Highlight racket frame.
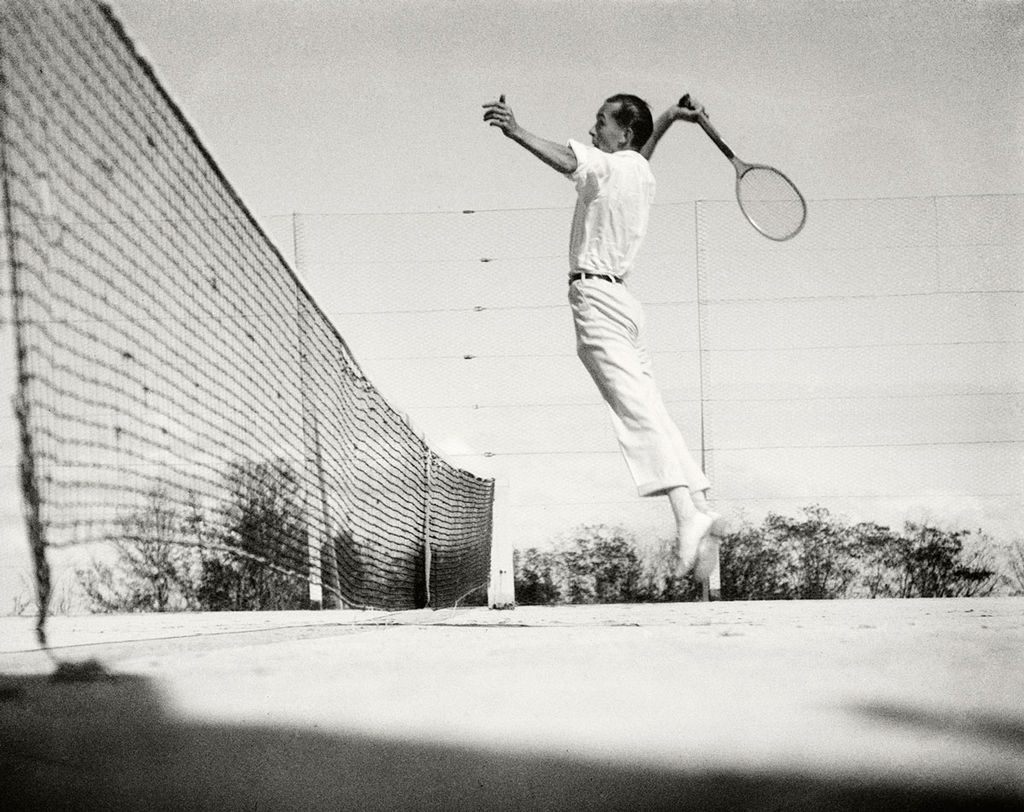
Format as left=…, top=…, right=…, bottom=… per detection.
left=680, top=96, right=807, bottom=241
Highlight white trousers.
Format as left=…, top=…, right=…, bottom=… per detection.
left=569, top=277, right=711, bottom=497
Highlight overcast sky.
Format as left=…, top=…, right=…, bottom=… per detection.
left=105, top=1, right=1023, bottom=219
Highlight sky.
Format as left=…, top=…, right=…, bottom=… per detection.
left=2, top=0, right=1023, bottom=604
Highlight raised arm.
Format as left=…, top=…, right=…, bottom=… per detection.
left=483, top=95, right=577, bottom=175
left=640, top=95, right=706, bottom=161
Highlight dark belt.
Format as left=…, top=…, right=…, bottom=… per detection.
left=570, top=272, right=623, bottom=285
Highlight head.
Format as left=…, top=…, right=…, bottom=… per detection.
left=589, top=94, right=653, bottom=153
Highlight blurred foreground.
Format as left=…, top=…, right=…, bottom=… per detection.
left=2, top=599, right=1022, bottom=810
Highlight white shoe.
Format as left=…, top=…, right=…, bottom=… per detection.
left=678, top=511, right=716, bottom=575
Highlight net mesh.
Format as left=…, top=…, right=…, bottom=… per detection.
left=0, top=0, right=493, bottom=632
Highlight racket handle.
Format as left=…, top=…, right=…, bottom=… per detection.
left=679, top=94, right=735, bottom=161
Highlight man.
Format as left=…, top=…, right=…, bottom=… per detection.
left=483, top=92, right=725, bottom=579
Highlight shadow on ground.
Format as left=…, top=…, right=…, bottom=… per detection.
left=1, top=672, right=1020, bottom=811
left=852, top=701, right=1024, bottom=756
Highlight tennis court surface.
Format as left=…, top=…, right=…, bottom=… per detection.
left=2, top=597, right=1022, bottom=810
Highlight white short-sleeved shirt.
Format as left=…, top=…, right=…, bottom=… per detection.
left=567, top=139, right=656, bottom=280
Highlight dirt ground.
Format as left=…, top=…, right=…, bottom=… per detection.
left=1, top=597, right=1022, bottom=810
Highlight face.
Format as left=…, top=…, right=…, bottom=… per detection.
left=589, top=102, right=630, bottom=153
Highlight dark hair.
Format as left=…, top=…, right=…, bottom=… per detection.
left=605, top=94, right=653, bottom=151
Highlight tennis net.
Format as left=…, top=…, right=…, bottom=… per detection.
left=0, top=0, right=493, bottom=644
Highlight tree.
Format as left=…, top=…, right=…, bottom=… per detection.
left=513, top=547, right=563, bottom=605
left=76, top=460, right=312, bottom=613
left=766, top=506, right=860, bottom=599
left=637, top=535, right=705, bottom=603
left=77, top=488, right=201, bottom=613
left=883, top=523, right=998, bottom=598
left=1005, top=539, right=1024, bottom=596
left=562, top=526, right=644, bottom=604
left=716, top=510, right=1001, bottom=601
left=514, top=525, right=702, bottom=605
left=719, top=524, right=790, bottom=601
left=850, top=521, right=903, bottom=598
left=195, top=459, right=309, bottom=611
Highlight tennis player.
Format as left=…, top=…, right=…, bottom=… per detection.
left=483, top=92, right=725, bottom=579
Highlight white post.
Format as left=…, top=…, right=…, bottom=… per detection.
left=704, top=557, right=721, bottom=601
left=488, top=475, right=515, bottom=609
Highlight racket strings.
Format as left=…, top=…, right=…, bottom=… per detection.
left=737, top=166, right=806, bottom=240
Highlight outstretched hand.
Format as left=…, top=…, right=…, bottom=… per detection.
left=480, top=94, right=577, bottom=173
left=482, top=94, right=520, bottom=138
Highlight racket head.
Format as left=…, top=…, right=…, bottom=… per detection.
left=734, top=162, right=807, bottom=241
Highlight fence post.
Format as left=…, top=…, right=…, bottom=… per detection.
left=423, top=449, right=433, bottom=608
left=291, top=222, right=323, bottom=610
left=695, top=200, right=721, bottom=601
left=488, top=475, right=515, bottom=609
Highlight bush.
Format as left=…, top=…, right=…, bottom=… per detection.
left=722, top=510, right=999, bottom=601
left=514, top=524, right=702, bottom=605
left=719, top=519, right=797, bottom=601
left=195, top=459, right=309, bottom=611
left=1006, top=539, right=1024, bottom=596
left=878, top=523, right=999, bottom=598
left=513, top=547, right=563, bottom=605
left=77, top=489, right=202, bottom=613
left=515, top=509, right=1004, bottom=605
left=77, top=459, right=311, bottom=613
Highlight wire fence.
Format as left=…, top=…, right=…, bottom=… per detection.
left=294, top=193, right=1022, bottom=546
left=695, top=194, right=1023, bottom=520
left=0, top=0, right=494, bottom=644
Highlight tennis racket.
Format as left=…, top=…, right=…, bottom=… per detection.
left=680, top=94, right=806, bottom=241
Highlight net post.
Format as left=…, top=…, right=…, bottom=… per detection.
left=303, top=404, right=324, bottom=612
left=488, top=475, right=515, bottom=609
left=307, top=573, right=324, bottom=609
left=702, top=558, right=721, bottom=602
left=304, top=412, right=331, bottom=611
